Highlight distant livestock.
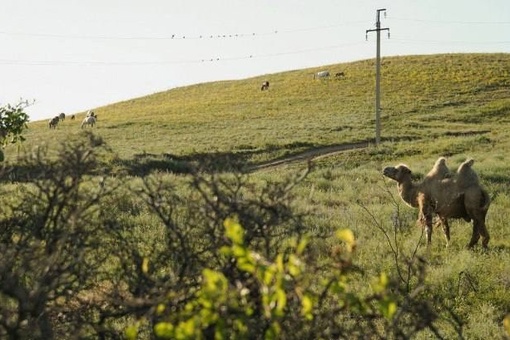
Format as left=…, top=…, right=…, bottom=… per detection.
left=81, top=116, right=97, bottom=128
left=59, top=112, right=66, bottom=121
left=335, top=72, right=345, bottom=78
left=48, top=116, right=59, bottom=129
left=71, top=115, right=75, bottom=120
left=314, top=71, right=330, bottom=79
left=261, top=81, right=270, bottom=91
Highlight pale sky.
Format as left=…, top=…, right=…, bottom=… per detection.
left=1, top=0, right=509, bottom=121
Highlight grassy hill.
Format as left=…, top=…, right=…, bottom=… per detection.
left=2, top=53, right=510, bottom=338
left=14, top=53, right=510, bottom=172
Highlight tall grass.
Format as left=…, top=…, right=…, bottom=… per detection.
left=3, top=53, right=510, bottom=337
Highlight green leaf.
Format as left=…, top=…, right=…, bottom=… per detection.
left=232, top=244, right=248, bottom=258
left=125, top=324, right=138, bottom=340
left=336, top=229, right=356, bottom=252
left=202, top=269, right=228, bottom=295
left=219, top=246, right=232, bottom=256
left=264, top=322, right=281, bottom=340
left=275, top=288, right=287, bottom=316
left=262, top=265, right=277, bottom=285
left=301, top=294, right=314, bottom=320
left=372, top=272, right=390, bottom=293
left=237, top=257, right=256, bottom=273
left=142, top=257, right=149, bottom=274
left=379, top=298, right=397, bottom=319
left=234, top=319, right=248, bottom=334
left=176, top=319, right=196, bottom=338
left=330, top=280, right=347, bottom=294
left=224, top=217, right=244, bottom=244
left=154, top=322, right=174, bottom=339
left=504, top=314, right=510, bottom=336
left=156, top=304, right=166, bottom=315
left=287, top=254, right=303, bottom=277
left=276, top=254, right=284, bottom=273
left=296, top=236, right=309, bottom=255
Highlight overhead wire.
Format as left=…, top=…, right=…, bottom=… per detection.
left=0, top=22, right=367, bottom=66
left=389, top=37, right=510, bottom=45
left=386, top=16, right=510, bottom=47
left=0, top=41, right=366, bottom=66
left=0, top=30, right=277, bottom=41
left=389, top=17, right=510, bottom=25
left=0, top=18, right=508, bottom=67
left=0, top=21, right=365, bottom=41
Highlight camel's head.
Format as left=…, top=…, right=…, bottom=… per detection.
left=382, top=164, right=412, bottom=183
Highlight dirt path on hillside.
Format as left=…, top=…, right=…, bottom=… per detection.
left=247, top=129, right=491, bottom=172
left=248, top=141, right=371, bottom=172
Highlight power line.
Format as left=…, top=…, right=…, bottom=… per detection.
left=0, top=41, right=366, bottom=67
left=1, top=18, right=505, bottom=43
left=277, top=21, right=368, bottom=33
left=0, top=21, right=365, bottom=42
left=389, top=37, right=510, bottom=45
left=0, top=30, right=278, bottom=41
left=389, top=17, right=510, bottom=25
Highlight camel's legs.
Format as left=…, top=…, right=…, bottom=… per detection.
left=476, top=218, right=490, bottom=248
left=467, top=222, right=481, bottom=248
left=464, top=189, right=490, bottom=249
left=417, top=199, right=434, bottom=246
left=466, top=209, right=490, bottom=249
left=418, top=195, right=438, bottom=246
left=439, top=217, right=450, bottom=246
left=480, top=229, right=490, bottom=248
left=424, top=213, right=434, bottom=246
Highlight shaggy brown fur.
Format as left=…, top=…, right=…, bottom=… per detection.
left=422, top=157, right=454, bottom=244
left=456, top=159, right=480, bottom=190
left=383, top=158, right=491, bottom=248
left=425, top=157, right=451, bottom=180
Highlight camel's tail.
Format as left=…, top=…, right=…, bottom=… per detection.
left=481, top=188, right=491, bottom=211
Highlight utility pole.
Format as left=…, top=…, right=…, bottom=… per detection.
left=366, top=9, right=390, bottom=145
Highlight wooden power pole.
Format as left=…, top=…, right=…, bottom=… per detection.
left=366, top=9, right=390, bottom=145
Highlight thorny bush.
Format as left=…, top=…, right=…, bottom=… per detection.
left=0, top=133, right=466, bottom=339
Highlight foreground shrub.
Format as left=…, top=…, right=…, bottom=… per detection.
left=0, top=134, right=466, bottom=339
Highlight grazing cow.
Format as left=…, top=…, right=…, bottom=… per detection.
left=261, top=81, right=270, bottom=91
left=335, top=72, right=345, bottom=78
left=70, top=115, right=75, bottom=120
left=48, top=116, right=59, bottom=129
left=81, top=116, right=96, bottom=128
left=314, top=71, right=330, bottom=79
left=59, top=112, right=66, bottom=121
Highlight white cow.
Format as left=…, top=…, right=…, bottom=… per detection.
left=314, top=71, right=330, bottom=79
left=81, top=116, right=96, bottom=128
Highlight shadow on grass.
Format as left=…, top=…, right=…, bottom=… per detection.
left=112, top=140, right=367, bottom=176
left=113, top=135, right=419, bottom=176
left=0, top=136, right=433, bottom=181
left=1, top=130, right=493, bottom=181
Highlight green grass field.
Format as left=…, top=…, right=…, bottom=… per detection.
left=3, top=53, right=510, bottom=338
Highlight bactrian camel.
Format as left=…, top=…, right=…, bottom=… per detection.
left=383, top=157, right=491, bottom=248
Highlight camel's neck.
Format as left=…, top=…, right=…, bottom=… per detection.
left=397, top=180, right=420, bottom=208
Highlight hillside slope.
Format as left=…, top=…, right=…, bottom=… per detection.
left=12, top=53, right=510, bottom=171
